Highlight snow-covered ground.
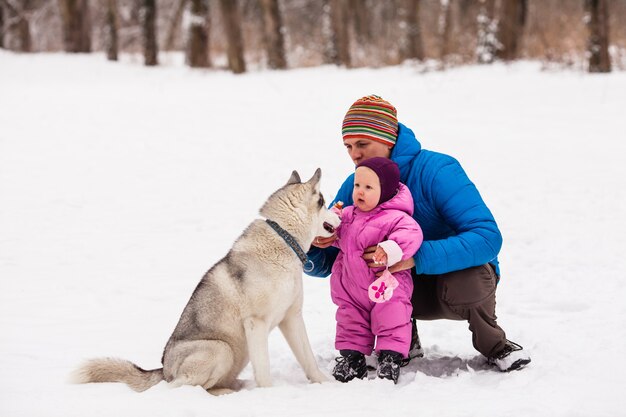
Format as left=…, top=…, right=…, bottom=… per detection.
left=1, top=51, right=625, bottom=417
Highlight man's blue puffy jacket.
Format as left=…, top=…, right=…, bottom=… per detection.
left=306, top=123, right=503, bottom=277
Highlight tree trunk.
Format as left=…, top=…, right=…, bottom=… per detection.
left=141, top=0, right=158, bottom=66
left=349, top=0, right=370, bottom=45
left=456, top=0, right=480, bottom=60
left=17, top=9, right=31, bottom=52
left=476, top=0, right=497, bottom=63
left=0, top=3, right=5, bottom=49
left=495, top=0, right=526, bottom=61
left=2, top=0, right=33, bottom=52
left=218, top=0, right=246, bottom=73
left=585, top=0, right=611, bottom=73
left=58, top=0, right=91, bottom=52
left=404, top=0, right=424, bottom=61
left=260, top=0, right=286, bottom=69
left=186, top=0, right=210, bottom=68
left=105, top=0, right=118, bottom=61
left=439, top=0, right=452, bottom=63
left=165, top=0, right=186, bottom=51
left=324, top=0, right=350, bottom=67
left=321, top=0, right=334, bottom=64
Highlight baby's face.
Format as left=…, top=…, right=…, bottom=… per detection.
left=353, top=166, right=381, bottom=212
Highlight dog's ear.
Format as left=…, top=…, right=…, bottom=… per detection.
left=306, top=168, right=322, bottom=188
left=287, top=170, right=301, bottom=185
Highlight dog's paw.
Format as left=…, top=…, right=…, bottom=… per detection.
left=308, top=370, right=330, bottom=383
left=207, top=387, right=236, bottom=396
left=254, top=377, right=273, bottom=388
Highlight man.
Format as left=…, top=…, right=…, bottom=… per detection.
left=308, top=95, right=530, bottom=375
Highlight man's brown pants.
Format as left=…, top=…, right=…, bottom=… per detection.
left=411, top=264, right=507, bottom=358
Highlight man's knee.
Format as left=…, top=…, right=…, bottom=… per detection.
left=439, top=264, right=497, bottom=309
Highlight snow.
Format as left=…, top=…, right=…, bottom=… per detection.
left=1, top=50, right=626, bottom=417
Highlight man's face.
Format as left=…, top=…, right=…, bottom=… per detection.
left=343, top=138, right=392, bottom=166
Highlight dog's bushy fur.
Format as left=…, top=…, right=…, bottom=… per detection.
left=71, top=169, right=339, bottom=395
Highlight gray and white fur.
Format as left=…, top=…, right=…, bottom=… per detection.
left=71, top=169, right=340, bottom=395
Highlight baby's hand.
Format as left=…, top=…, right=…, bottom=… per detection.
left=372, top=246, right=388, bottom=266
left=330, top=201, right=344, bottom=216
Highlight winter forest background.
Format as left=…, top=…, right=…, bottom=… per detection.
left=0, top=0, right=622, bottom=73
left=3, top=1, right=626, bottom=417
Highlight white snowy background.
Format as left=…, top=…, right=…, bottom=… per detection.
left=1, top=51, right=625, bottom=417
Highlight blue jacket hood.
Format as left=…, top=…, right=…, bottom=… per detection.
left=391, top=123, right=422, bottom=182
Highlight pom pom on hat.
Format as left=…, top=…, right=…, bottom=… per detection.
left=342, top=95, right=398, bottom=147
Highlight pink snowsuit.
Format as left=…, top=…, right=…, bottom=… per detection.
left=331, top=183, right=423, bottom=357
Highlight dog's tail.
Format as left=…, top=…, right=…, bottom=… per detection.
left=69, top=358, right=164, bottom=392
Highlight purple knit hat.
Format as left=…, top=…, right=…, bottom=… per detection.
left=356, top=157, right=400, bottom=205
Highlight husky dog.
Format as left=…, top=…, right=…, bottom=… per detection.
left=72, top=169, right=340, bottom=395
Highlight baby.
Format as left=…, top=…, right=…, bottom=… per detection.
left=330, top=157, right=423, bottom=384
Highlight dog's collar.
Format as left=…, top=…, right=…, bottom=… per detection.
left=265, top=219, right=314, bottom=272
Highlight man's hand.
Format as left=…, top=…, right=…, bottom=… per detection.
left=363, top=245, right=415, bottom=275
left=312, top=235, right=337, bottom=249
left=386, top=257, right=415, bottom=274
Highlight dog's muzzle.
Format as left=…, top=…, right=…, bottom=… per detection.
left=323, top=222, right=336, bottom=234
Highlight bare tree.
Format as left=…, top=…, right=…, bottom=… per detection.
left=7, top=0, right=626, bottom=70
left=186, top=0, right=210, bottom=68
left=1, top=0, right=33, bottom=52
left=165, top=0, right=186, bottom=51
left=454, top=0, right=480, bottom=61
left=260, top=0, right=286, bottom=69
left=495, top=0, right=527, bottom=61
left=458, top=0, right=476, bottom=27
left=0, top=3, right=4, bottom=48
left=105, top=0, right=118, bottom=61
left=323, top=0, right=350, bottom=67
left=58, top=0, right=91, bottom=52
left=321, top=0, right=334, bottom=64
left=140, top=0, right=158, bottom=66
left=585, top=0, right=611, bottom=72
left=218, top=0, right=246, bottom=73
left=403, top=0, right=424, bottom=61
left=17, top=2, right=32, bottom=52
left=439, top=0, right=452, bottom=63
left=349, top=0, right=370, bottom=45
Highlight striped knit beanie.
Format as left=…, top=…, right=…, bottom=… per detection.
left=342, top=95, right=398, bottom=147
